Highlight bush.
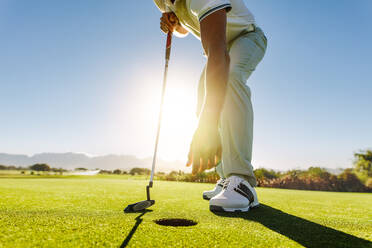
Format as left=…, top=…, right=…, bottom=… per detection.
left=29, top=164, right=50, bottom=172
left=307, top=167, right=331, bottom=179
left=255, top=168, right=279, bottom=179
left=337, top=169, right=368, bottom=192
left=254, top=168, right=280, bottom=186
left=51, top=168, right=67, bottom=174
left=159, top=170, right=219, bottom=184
left=258, top=168, right=370, bottom=192
left=129, top=168, right=151, bottom=175
left=354, top=150, right=372, bottom=178
left=0, top=165, right=24, bottom=170
left=365, top=178, right=372, bottom=189
left=113, top=169, right=122, bottom=175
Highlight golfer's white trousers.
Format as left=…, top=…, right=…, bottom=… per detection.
left=197, top=27, right=267, bottom=187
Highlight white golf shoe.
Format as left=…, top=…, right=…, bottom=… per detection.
left=209, top=175, right=259, bottom=212
left=203, top=178, right=226, bottom=200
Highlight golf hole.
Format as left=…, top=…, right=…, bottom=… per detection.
left=154, top=218, right=197, bottom=227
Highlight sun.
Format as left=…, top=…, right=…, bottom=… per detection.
left=113, top=66, right=201, bottom=164
left=159, top=83, right=198, bottom=161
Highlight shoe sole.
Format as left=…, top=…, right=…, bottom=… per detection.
left=251, top=202, right=260, bottom=208
left=210, top=203, right=260, bottom=213
left=203, top=194, right=210, bottom=200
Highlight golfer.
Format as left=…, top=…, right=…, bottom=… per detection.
left=153, top=0, right=267, bottom=212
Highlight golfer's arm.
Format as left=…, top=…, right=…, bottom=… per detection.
left=199, top=9, right=230, bottom=124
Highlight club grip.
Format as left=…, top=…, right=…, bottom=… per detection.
left=165, top=32, right=172, bottom=61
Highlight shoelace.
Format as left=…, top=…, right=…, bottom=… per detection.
left=219, top=178, right=226, bottom=185
left=222, top=177, right=242, bottom=191
left=222, top=179, right=228, bottom=189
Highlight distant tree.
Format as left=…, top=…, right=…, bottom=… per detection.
left=354, top=150, right=372, bottom=179
left=99, top=170, right=112, bottom=174
left=0, top=165, right=27, bottom=170
left=165, top=171, right=179, bottom=181
left=337, top=169, right=367, bottom=192
left=307, top=167, right=331, bottom=179
left=51, top=167, right=66, bottom=172
left=50, top=168, right=66, bottom=175
left=366, top=178, right=372, bottom=189
left=75, top=167, right=88, bottom=171
left=29, top=163, right=50, bottom=172
left=0, top=165, right=17, bottom=170
left=113, top=169, right=122, bottom=174
left=254, top=168, right=280, bottom=181
left=129, top=168, right=151, bottom=175
left=169, top=171, right=178, bottom=176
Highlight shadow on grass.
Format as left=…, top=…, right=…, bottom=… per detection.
left=121, top=210, right=152, bottom=248
left=212, top=204, right=371, bottom=248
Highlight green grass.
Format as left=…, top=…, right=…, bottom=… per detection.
left=0, top=176, right=371, bottom=247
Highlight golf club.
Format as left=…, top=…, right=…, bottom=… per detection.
left=124, top=32, right=173, bottom=213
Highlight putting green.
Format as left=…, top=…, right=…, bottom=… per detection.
left=0, top=177, right=371, bottom=247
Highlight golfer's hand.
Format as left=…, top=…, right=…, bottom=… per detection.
left=160, top=12, right=179, bottom=33
left=186, top=121, right=222, bottom=175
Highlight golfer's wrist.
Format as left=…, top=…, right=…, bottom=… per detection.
left=199, top=109, right=220, bottom=126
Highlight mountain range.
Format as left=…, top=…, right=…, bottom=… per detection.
left=0, top=153, right=184, bottom=172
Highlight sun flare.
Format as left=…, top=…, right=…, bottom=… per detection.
left=128, top=70, right=200, bottom=162
left=159, top=83, right=198, bottom=161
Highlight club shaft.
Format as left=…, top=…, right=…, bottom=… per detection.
left=149, top=33, right=172, bottom=185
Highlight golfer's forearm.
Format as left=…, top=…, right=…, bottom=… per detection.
left=198, top=9, right=229, bottom=125
left=201, top=51, right=230, bottom=123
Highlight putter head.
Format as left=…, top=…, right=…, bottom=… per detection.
left=124, top=200, right=155, bottom=213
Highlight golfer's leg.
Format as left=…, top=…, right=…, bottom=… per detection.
left=220, top=30, right=267, bottom=187
left=196, top=66, right=224, bottom=178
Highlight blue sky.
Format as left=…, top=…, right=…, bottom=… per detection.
left=0, top=0, right=371, bottom=170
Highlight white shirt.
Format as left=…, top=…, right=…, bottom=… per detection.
left=153, top=0, right=256, bottom=43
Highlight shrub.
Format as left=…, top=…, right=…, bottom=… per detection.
left=337, top=169, right=368, bottom=192
left=51, top=168, right=67, bottom=174
left=160, top=171, right=219, bottom=184
left=307, top=167, right=331, bottom=179
left=99, top=170, right=112, bottom=174
left=29, top=164, right=50, bottom=172
left=129, top=168, right=151, bottom=175
left=258, top=168, right=370, bottom=192
left=0, top=165, right=22, bottom=170
left=365, top=178, right=372, bottom=189
left=254, top=168, right=280, bottom=180
left=354, top=150, right=372, bottom=178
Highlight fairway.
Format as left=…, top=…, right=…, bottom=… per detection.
left=0, top=177, right=371, bottom=248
